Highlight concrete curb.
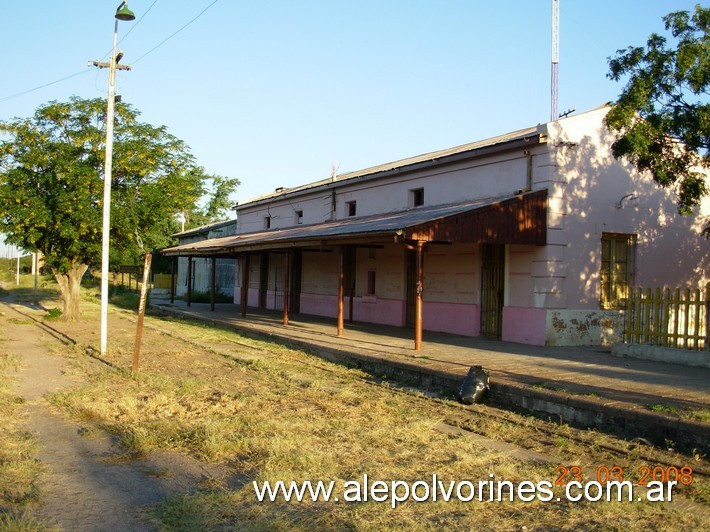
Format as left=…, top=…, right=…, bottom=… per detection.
left=612, top=343, right=710, bottom=369
left=150, top=304, right=710, bottom=454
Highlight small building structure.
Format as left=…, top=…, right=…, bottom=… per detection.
left=163, top=106, right=709, bottom=347
left=172, top=219, right=237, bottom=299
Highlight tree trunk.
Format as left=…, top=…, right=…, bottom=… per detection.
left=53, top=263, right=88, bottom=322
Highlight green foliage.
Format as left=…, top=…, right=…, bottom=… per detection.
left=43, top=308, right=62, bottom=321
left=0, top=97, right=239, bottom=275
left=180, top=174, right=240, bottom=231
left=605, top=5, right=710, bottom=221
left=108, top=285, right=142, bottom=310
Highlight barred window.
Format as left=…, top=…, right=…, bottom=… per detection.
left=600, top=233, right=636, bottom=309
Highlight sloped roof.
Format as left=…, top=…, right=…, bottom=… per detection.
left=239, top=125, right=544, bottom=208
left=163, top=190, right=546, bottom=256
left=172, top=218, right=237, bottom=239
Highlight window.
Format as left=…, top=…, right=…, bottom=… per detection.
left=411, top=188, right=424, bottom=207
left=295, top=210, right=303, bottom=224
left=347, top=201, right=357, bottom=217
left=366, top=270, right=376, bottom=295
left=600, top=233, right=636, bottom=309
left=264, top=216, right=271, bottom=229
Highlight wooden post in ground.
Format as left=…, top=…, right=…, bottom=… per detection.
left=241, top=254, right=250, bottom=318
left=132, top=253, right=152, bottom=375
left=283, top=252, right=290, bottom=326
left=414, top=241, right=424, bottom=351
left=337, top=246, right=345, bottom=336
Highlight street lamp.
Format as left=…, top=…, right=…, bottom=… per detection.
left=100, top=1, right=136, bottom=356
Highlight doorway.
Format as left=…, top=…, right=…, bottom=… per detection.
left=480, top=244, right=505, bottom=339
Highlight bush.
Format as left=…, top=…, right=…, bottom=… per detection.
left=109, top=285, right=145, bottom=310
left=44, top=308, right=62, bottom=321
left=187, top=290, right=233, bottom=304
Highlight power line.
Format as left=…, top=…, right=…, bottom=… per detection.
left=95, top=0, right=161, bottom=62
left=0, top=0, right=215, bottom=105
left=117, top=0, right=159, bottom=50
left=0, top=70, right=90, bottom=104
left=134, top=0, right=219, bottom=64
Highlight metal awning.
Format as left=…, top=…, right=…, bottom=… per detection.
left=162, top=190, right=547, bottom=257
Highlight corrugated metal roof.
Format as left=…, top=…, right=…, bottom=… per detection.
left=163, top=191, right=545, bottom=256
left=172, top=218, right=237, bottom=239
left=239, top=125, right=543, bottom=207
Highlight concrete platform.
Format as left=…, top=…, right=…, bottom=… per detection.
left=149, top=299, right=710, bottom=453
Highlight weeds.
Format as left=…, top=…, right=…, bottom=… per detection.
left=647, top=404, right=678, bottom=414
left=0, top=353, right=42, bottom=511
left=43, top=308, right=62, bottom=321
left=108, top=286, right=143, bottom=310
left=531, top=382, right=566, bottom=393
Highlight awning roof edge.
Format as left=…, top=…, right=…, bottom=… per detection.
left=162, top=190, right=547, bottom=257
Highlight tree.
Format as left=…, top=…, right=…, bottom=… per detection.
left=604, top=4, right=709, bottom=228
left=0, top=96, right=239, bottom=320
left=178, top=174, right=240, bottom=231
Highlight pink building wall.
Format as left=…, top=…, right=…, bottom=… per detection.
left=228, top=106, right=708, bottom=346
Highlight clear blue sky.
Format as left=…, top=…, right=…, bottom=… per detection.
left=0, top=0, right=701, bottom=210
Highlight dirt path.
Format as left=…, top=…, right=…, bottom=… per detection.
left=1, top=300, right=225, bottom=531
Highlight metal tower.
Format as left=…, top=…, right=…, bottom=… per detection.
left=551, top=0, right=559, bottom=121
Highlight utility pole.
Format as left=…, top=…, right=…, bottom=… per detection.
left=91, top=2, right=135, bottom=357
left=551, top=0, right=559, bottom=121
left=93, top=52, right=131, bottom=357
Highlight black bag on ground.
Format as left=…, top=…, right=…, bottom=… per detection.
left=459, top=365, right=490, bottom=404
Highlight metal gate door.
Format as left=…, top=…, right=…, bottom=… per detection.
left=480, top=244, right=505, bottom=339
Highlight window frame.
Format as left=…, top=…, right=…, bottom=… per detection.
left=366, top=269, right=376, bottom=296
left=410, top=187, right=424, bottom=207
left=600, top=232, right=636, bottom=310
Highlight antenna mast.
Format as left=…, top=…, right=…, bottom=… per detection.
left=551, top=0, right=559, bottom=121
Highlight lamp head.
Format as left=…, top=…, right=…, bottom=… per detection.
left=115, top=2, right=136, bottom=21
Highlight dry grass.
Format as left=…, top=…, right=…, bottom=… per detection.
left=0, top=353, right=42, bottom=512
left=45, top=314, right=709, bottom=531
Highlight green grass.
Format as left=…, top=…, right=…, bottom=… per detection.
left=0, top=510, right=50, bottom=531
left=531, top=381, right=566, bottom=393
left=646, top=403, right=678, bottom=414
left=681, top=408, right=710, bottom=423
left=43, top=308, right=62, bottom=321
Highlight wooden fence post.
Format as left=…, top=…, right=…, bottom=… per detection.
left=132, top=253, right=152, bottom=375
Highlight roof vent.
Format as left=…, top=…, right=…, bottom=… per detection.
left=275, top=187, right=285, bottom=193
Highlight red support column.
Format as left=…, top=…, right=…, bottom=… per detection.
left=337, top=246, right=345, bottom=336
left=414, top=241, right=424, bottom=350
